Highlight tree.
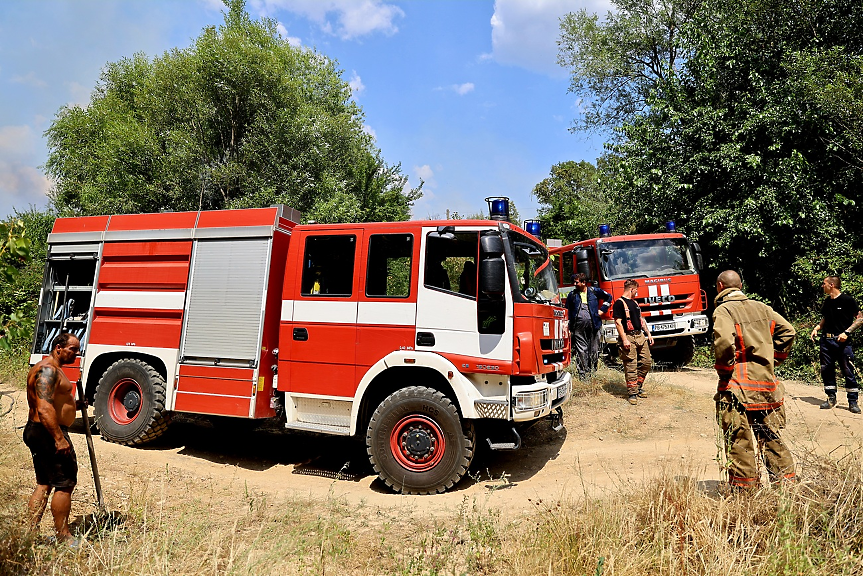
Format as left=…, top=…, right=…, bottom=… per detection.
left=557, top=0, right=698, bottom=135
left=0, top=218, right=33, bottom=351
left=531, top=160, right=614, bottom=243
left=560, top=0, right=863, bottom=311
left=44, top=0, right=419, bottom=222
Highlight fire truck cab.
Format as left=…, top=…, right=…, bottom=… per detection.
left=31, top=205, right=571, bottom=494
left=550, top=226, right=708, bottom=367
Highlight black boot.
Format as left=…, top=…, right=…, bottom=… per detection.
left=820, top=396, right=837, bottom=409
left=850, top=401, right=861, bottom=414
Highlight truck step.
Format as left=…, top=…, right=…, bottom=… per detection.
left=486, top=427, right=521, bottom=451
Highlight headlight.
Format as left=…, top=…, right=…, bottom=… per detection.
left=514, top=390, right=548, bottom=412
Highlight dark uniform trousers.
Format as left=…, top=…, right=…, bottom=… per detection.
left=820, top=336, right=859, bottom=402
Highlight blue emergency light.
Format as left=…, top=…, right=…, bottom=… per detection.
left=524, top=220, right=541, bottom=238
left=485, top=197, right=510, bottom=221
left=666, top=221, right=676, bottom=232
left=598, top=223, right=611, bottom=237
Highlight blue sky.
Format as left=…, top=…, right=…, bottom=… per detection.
left=0, top=0, right=613, bottom=222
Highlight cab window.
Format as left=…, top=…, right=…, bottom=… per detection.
left=366, top=234, right=413, bottom=298
left=424, top=232, right=478, bottom=299
left=301, top=235, right=356, bottom=297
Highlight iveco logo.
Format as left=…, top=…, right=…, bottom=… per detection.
left=645, top=295, right=676, bottom=303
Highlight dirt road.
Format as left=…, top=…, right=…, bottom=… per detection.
left=4, top=367, right=861, bottom=517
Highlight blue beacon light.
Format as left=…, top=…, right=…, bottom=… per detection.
left=485, top=197, right=510, bottom=221
left=524, top=220, right=541, bottom=238
left=598, top=224, right=611, bottom=237
left=666, top=221, right=676, bottom=232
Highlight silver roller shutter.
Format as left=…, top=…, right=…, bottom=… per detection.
left=181, top=238, right=271, bottom=363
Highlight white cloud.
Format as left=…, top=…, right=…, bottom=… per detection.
left=349, top=71, right=365, bottom=95
left=11, top=71, right=48, bottom=88
left=414, top=164, right=436, bottom=188
left=453, top=82, right=474, bottom=95
left=0, top=160, right=51, bottom=213
left=254, top=0, right=404, bottom=40
left=0, top=125, right=38, bottom=155
left=488, top=0, right=614, bottom=77
left=276, top=22, right=302, bottom=46
left=362, top=124, right=376, bottom=138
left=65, top=81, right=91, bottom=108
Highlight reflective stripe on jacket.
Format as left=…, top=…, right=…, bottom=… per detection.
left=713, top=288, right=796, bottom=410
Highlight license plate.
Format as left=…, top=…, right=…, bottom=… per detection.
left=651, top=322, right=676, bottom=333
left=556, top=382, right=568, bottom=399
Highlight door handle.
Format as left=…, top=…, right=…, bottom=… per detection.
left=293, top=328, right=308, bottom=341
left=416, top=332, right=435, bottom=347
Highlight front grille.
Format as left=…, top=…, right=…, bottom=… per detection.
left=637, top=293, right=695, bottom=315
left=542, top=352, right=565, bottom=365
left=540, top=338, right=566, bottom=351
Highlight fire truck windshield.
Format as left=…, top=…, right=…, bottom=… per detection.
left=599, top=238, right=697, bottom=280
left=507, top=232, right=560, bottom=304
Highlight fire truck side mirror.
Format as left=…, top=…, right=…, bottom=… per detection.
left=691, top=242, right=704, bottom=271
left=479, top=258, right=506, bottom=297
left=574, top=248, right=592, bottom=280
left=480, top=235, right=504, bottom=256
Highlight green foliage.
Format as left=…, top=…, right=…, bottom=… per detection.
left=557, top=0, right=863, bottom=314
left=0, top=218, right=34, bottom=351
left=558, top=0, right=698, bottom=135
left=532, top=160, right=615, bottom=243
left=44, top=0, right=419, bottom=223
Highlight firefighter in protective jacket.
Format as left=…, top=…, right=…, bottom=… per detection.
left=713, top=270, right=796, bottom=488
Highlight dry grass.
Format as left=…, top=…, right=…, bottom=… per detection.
left=3, top=361, right=863, bottom=575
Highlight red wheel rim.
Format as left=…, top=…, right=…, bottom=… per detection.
left=107, top=378, right=142, bottom=425
left=389, top=415, right=446, bottom=472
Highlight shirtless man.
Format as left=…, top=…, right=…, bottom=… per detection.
left=25, top=332, right=82, bottom=543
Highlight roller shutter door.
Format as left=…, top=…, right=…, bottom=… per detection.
left=181, top=238, right=271, bottom=363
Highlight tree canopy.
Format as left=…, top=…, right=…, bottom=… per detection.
left=553, top=0, right=863, bottom=311
left=44, top=0, right=420, bottom=223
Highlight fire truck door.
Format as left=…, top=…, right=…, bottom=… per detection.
left=416, top=230, right=509, bottom=362
left=288, top=231, right=362, bottom=397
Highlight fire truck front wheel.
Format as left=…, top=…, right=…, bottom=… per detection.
left=94, top=359, right=171, bottom=445
left=366, top=386, right=474, bottom=495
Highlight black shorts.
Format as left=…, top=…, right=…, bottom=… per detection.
left=23, top=421, right=77, bottom=489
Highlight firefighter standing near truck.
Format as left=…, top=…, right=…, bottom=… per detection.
left=810, top=276, right=863, bottom=413
left=24, top=333, right=82, bottom=545
left=713, top=270, right=796, bottom=489
left=566, top=272, right=612, bottom=379
left=613, top=279, right=654, bottom=404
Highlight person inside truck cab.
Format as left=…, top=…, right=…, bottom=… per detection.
left=425, top=253, right=451, bottom=291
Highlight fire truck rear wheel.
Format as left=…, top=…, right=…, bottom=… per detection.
left=94, top=358, right=171, bottom=445
left=366, top=386, right=474, bottom=495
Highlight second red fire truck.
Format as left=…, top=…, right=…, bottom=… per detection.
left=549, top=223, right=708, bottom=367
left=31, top=202, right=570, bottom=494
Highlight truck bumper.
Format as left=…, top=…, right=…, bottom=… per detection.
left=510, top=370, right=572, bottom=422
left=599, top=314, right=709, bottom=344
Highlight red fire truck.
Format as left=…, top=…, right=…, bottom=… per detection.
left=549, top=223, right=708, bottom=367
left=30, top=204, right=570, bottom=494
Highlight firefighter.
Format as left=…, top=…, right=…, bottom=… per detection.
left=713, top=270, right=796, bottom=489
left=24, top=333, right=83, bottom=546
left=613, top=279, right=654, bottom=404
left=810, top=276, right=863, bottom=413
left=565, top=272, right=612, bottom=379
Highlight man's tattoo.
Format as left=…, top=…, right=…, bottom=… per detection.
left=35, top=366, right=57, bottom=401
left=848, top=311, right=863, bottom=334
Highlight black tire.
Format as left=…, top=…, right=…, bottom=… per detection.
left=94, top=359, right=171, bottom=445
left=366, top=386, right=474, bottom=495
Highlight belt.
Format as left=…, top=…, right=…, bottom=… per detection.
left=823, top=333, right=845, bottom=339
left=625, top=330, right=643, bottom=336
